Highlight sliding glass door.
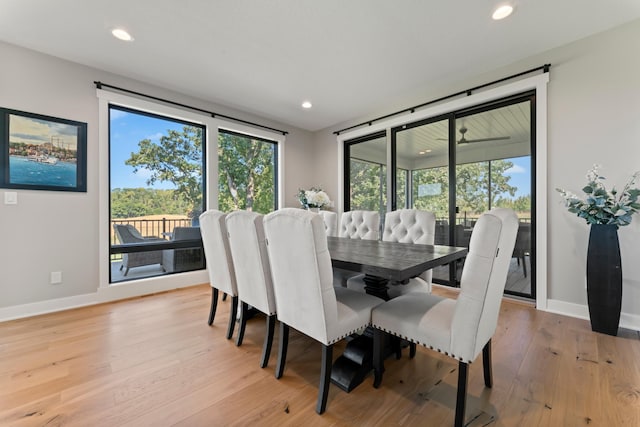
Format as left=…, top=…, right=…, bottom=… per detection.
left=388, top=92, right=536, bottom=298
left=454, top=97, right=534, bottom=297
left=392, top=116, right=453, bottom=283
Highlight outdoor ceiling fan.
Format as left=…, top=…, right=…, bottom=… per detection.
left=439, top=126, right=511, bottom=144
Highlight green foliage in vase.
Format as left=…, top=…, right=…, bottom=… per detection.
left=556, top=164, right=640, bottom=227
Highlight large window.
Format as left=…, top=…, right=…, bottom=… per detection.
left=217, top=129, right=278, bottom=214
left=109, top=105, right=205, bottom=283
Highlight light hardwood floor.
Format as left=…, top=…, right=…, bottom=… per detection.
left=1, top=284, right=638, bottom=426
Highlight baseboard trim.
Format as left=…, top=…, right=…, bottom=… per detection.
left=0, top=293, right=98, bottom=322
left=0, top=270, right=208, bottom=323
left=545, top=299, right=640, bottom=332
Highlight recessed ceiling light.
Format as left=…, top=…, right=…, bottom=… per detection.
left=426, top=149, right=432, bottom=153
left=301, top=101, right=312, bottom=109
left=419, top=151, right=425, bottom=155
left=492, top=4, right=514, bottom=20
left=112, top=28, right=134, bottom=42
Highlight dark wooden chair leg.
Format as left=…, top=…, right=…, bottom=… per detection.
left=317, top=343, right=333, bottom=414
left=483, top=339, right=493, bottom=388
left=226, top=296, right=238, bottom=340
left=222, top=293, right=227, bottom=301
left=455, top=361, right=468, bottom=427
left=236, top=301, right=248, bottom=346
left=275, top=322, right=289, bottom=379
left=409, top=342, right=417, bottom=359
left=394, top=338, right=402, bottom=359
left=207, top=288, right=219, bottom=326
left=373, top=328, right=384, bottom=388
left=260, top=315, right=276, bottom=368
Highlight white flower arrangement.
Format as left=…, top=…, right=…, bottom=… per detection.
left=297, top=187, right=333, bottom=209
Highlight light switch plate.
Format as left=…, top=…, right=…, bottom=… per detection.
left=4, top=192, right=17, bottom=205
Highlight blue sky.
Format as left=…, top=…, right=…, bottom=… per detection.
left=110, top=108, right=183, bottom=190
left=110, top=107, right=531, bottom=198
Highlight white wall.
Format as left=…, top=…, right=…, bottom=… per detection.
left=312, top=19, right=640, bottom=328
left=0, top=41, right=314, bottom=316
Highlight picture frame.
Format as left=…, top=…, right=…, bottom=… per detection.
left=0, top=107, right=87, bottom=192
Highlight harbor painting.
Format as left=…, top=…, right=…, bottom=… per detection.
left=1, top=108, right=87, bottom=192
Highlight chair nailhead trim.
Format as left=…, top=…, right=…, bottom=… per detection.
left=371, top=324, right=473, bottom=363
left=328, top=323, right=371, bottom=345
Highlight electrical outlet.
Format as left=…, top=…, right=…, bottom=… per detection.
left=50, top=271, right=63, bottom=285
left=4, top=192, right=17, bottom=205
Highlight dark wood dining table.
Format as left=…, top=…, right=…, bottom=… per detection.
left=326, top=236, right=468, bottom=392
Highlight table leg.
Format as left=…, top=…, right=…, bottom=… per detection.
left=362, top=274, right=391, bottom=301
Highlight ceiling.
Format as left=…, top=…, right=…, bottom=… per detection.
left=1, top=1, right=640, bottom=132
left=352, top=99, right=531, bottom=168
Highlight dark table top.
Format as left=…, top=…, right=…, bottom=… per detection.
left=326, top=236, right=468, bottom=282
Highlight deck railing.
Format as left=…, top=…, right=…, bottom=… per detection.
left=110, top=218, right=193, bottom=261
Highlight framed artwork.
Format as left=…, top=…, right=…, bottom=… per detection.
left=0, top=107, right=87, bottom=192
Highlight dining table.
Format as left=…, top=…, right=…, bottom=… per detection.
left=326, top=236, right=468, bottom=392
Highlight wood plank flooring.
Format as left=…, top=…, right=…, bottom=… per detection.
left=1, top=284, right=638, bottom=426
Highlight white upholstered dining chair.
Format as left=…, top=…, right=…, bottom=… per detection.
left=225, top=210, right=277, bottom=368
left=317, top=210, right=338, bottom=237
left=339, top=210, right=380, bottom=240
left=199, top=210, right=239, bottom=340
left=371, top=208, right=518, bottom=427
left=347, top=209, right=436, bottom=297
left=334, top=210, right=381, bottom=286
left=263, top=208, right=383, bottom=414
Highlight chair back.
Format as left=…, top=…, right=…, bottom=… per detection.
left=226, top=211, right=276, bottom=315
left=449, top=208, right=518, bottom=361
left=317, top=211, right=338, bottom=237
left=383, top=209, right=435, bottom=283
left=264, top=208, right=337, bottom=344
left=114, top=224, right=143, bottom=243
left=199, top=210, right=237, bottom=296
left=339, top=210, right=380, bottom=240
left=172, top=226, right=201, bottom=240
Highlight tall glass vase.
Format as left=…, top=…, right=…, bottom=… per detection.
left=586, top=224, right=622, bottom=336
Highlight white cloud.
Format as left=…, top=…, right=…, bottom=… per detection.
left=133, top=167, right=153, bottom=179
left=146, top=132, right=164, bottom=141
left=505, top=164, right=526, bottom=174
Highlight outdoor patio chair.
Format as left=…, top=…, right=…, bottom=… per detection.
left=113, top=224, right=165, bottom=276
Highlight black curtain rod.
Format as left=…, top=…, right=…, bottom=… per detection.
left=334, top=64, right=551, bottom=135
left=94, top=81, right=289, bottom=135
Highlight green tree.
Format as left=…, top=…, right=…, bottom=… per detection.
left=349, top=159, right=386, bottom=215
left=111, top=188, right=192, bottom=218
left=126, top=126, right=203, bottom=217
left=411, top=160, right=517, bottom=217
left=217, top=132, right=276, bottom=214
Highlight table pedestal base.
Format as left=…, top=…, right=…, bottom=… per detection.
left=331, top=334, right=372, bottom=392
